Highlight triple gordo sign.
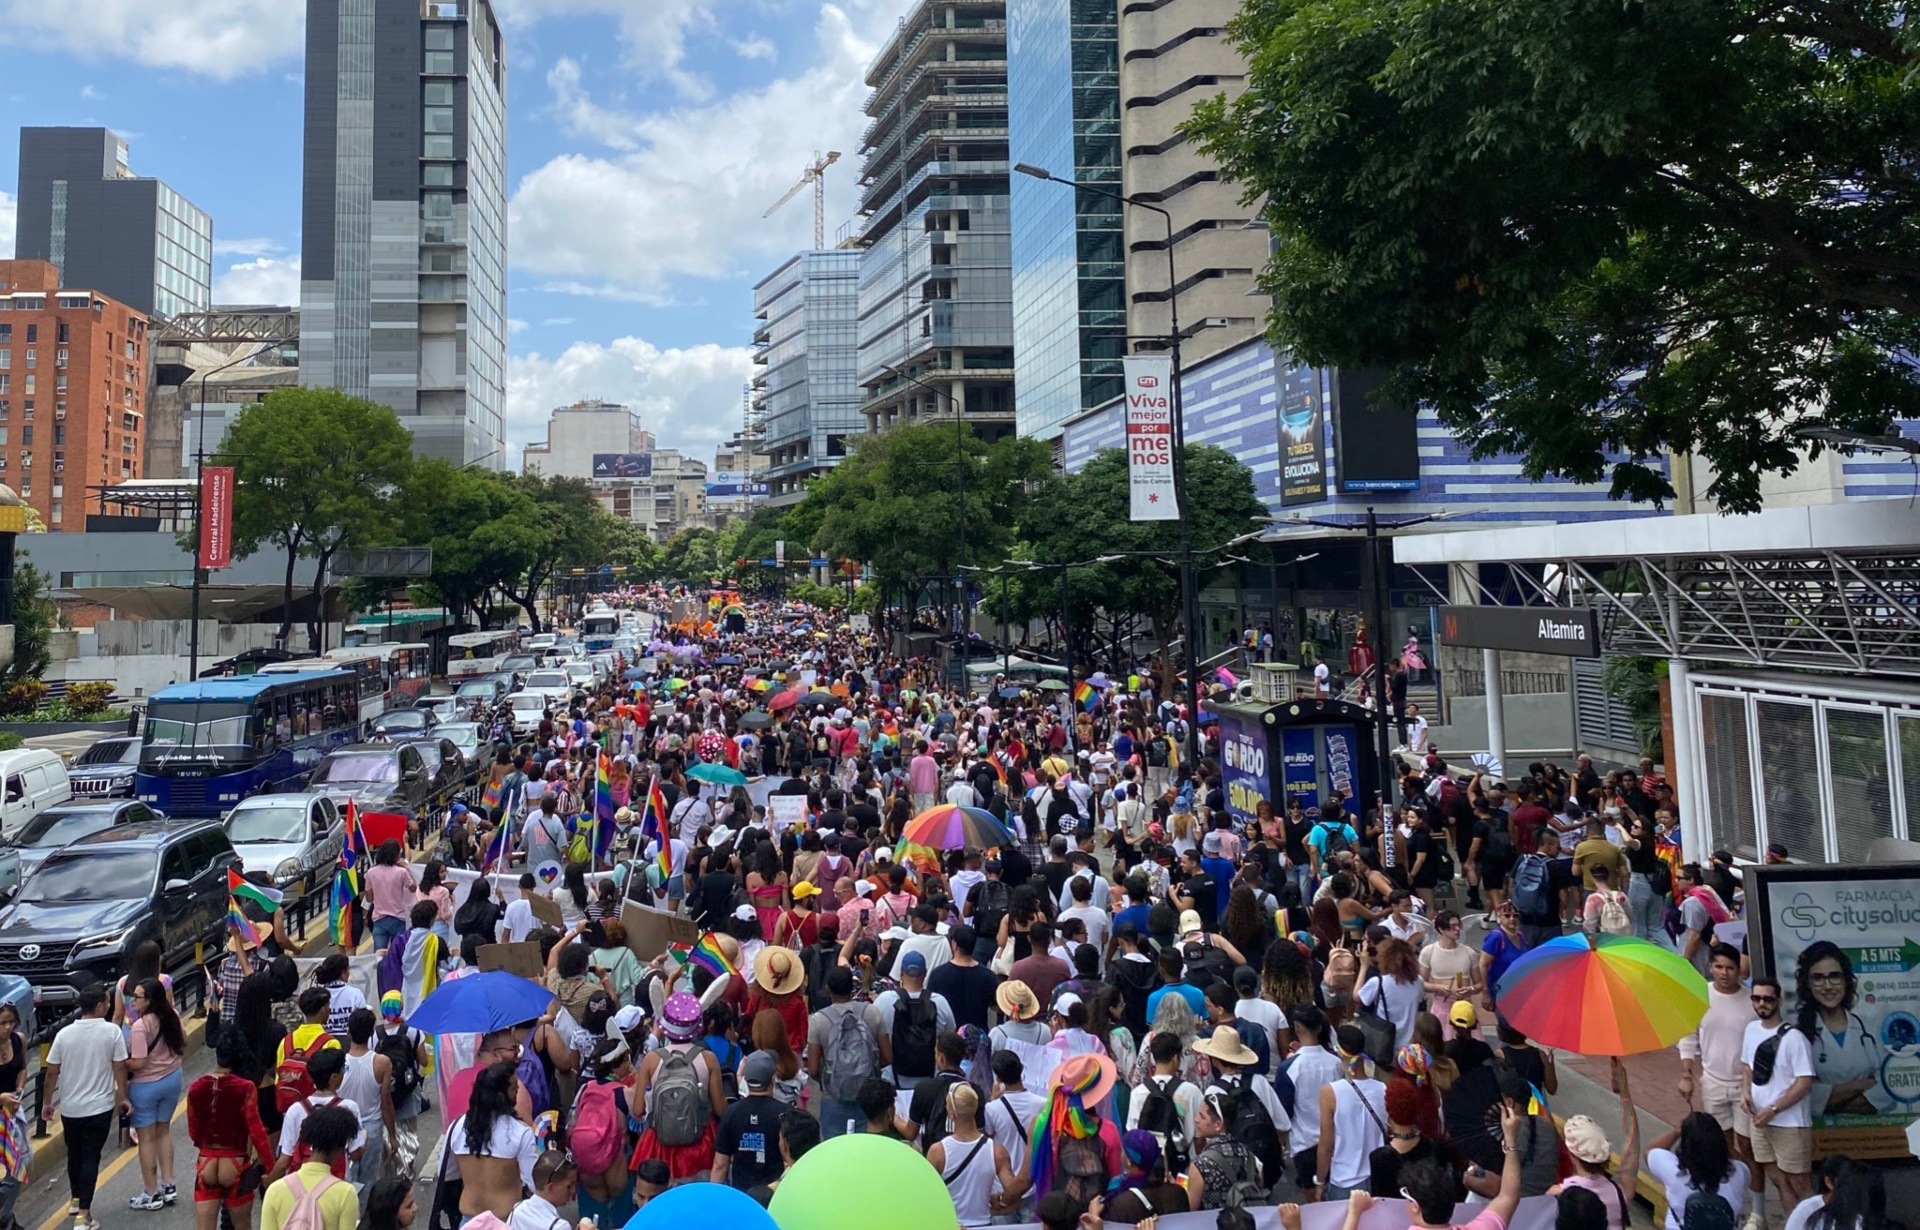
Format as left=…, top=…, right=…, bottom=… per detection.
left=1123, top=355, right=1181, bottom=521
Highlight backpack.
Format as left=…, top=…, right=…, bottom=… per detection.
left=1316, top=822, right=1352, bottom=860
left=1483, top=821, right=1513, bottom=864
left=1213, top=1141, right=1270, bottom=1210
left=1510, top=853, right=1551, bottom=917
left=1594, top=890, right=1633, bottom=936
left=1135, top=1075, right=1192, bottom=1175
left=1054, top=1131, right=1110, bottom=1205
left=287, top=1099, right=352, bottom=1178
left=1215, top=1073, right=1285, bottom=1191
left=516, top=1046, right=553, bottom=1119
left=973, top=879, right=1012, bottom=935
left=812, top=731, right=832, bottom=757
left=823, top=1006, right=880, bottom=1101
left=377, top=1028, right=424, bottom=1111
left=568, top=1080, right=628, bottom=1177
left=1681, top=1189, right=1739, bottom=1230
left=280, top=1170, right=344, bottom=1230
left=274, top=1034, right=336, bottom=1114
left=1647, top=859, right=1673, bottom=896
left=649, top=1047, right=710, bottom=1147
left=892, top=990, right=938, bottom=1079
left=920, top=1071, right=963, bottom=1147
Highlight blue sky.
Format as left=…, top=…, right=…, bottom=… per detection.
left=0, top=0, right=900, bottom=464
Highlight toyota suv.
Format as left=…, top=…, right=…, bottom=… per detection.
left=0, top=820, right=237, bottom=1008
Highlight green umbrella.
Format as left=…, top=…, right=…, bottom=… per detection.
left=1036, top=679, right=1070, bottom=692
left=687, top=762, right=748, bottom=787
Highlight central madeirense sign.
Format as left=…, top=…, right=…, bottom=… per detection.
left=1439, top=605, right=1599, bottom=657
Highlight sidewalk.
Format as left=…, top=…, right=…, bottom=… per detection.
left=1549, top=1047, right=1689, bottom=1228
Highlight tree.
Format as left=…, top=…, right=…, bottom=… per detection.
left=661, top=528, right=722, bottom=583
left=211, top=388, right=414, bottom=650
left=1186, top=0, right=1920, bottom=512
left=497, top=474, right=615, bottom=633
left=397, top=461, right=536, bottom=630
left=5, top=561, right=56, bottom=684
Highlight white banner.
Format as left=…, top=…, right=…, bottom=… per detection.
left=1124, top=354, right=1180, bottom=521
left=998, top=1194, right=1560, bottom=1230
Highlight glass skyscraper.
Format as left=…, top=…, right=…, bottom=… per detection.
left=753, top=250, right=863, bottom=505
left=298, top=0, right=508, bottom=466
left=1007, top=0, right=1124, bottom=443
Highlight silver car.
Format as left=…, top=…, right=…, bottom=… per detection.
left=223, top=793, right=343, bottom=900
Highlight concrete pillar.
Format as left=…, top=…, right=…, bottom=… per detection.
left=1668, top=657, right=1707, bottom=860
left=1483, top=648, right=1507, bottom=771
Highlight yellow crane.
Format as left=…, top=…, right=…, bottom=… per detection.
left=764, top=150, right=842, bottom=250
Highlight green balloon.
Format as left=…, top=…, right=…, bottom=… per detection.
left=769, top=1132, right=957, bottom=1230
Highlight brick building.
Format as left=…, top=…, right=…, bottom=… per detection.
left=0, top=260, right=149, bottom=529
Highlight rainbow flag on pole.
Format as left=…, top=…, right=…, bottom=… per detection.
left=1073, top=680, right=1098, bottom=712
left=330, top=798, right=366, bottom=949
left=687, top=931, right=737, bottom=978
left=592, top=752, right=616, bottom=865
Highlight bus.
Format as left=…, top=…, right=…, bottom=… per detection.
left=261, top=656, right=385, bottom=726
left=580, top=607, right=621, bottom=652
left=446, top=630, right=520, bottom=679
left=135, top=671, right=361, bottom=818
left=325, top=643, right=431, bottom=708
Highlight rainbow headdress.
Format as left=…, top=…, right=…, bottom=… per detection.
left=687, top=932, right=736, bottom=978
left=1028, top=1057, right=1107, bottom=1197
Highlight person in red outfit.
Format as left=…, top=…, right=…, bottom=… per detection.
left=186, top=1032, right=278, bottom=1230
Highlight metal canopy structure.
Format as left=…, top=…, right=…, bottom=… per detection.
left=1396, top=501, right=1920, bottom=680
left=154, top=308, right=297, bottom=345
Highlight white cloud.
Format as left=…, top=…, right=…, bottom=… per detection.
left=213, top=237, right=286, bottom=258
left=509, top=319, right=531, bottom=335
left=507, top=337, right=753, bottom=465
left=0, top=0, right=304, bottom=80
left=494, top=0, right=723, bottom=98
left=511, top=3, right=894, bottom=299
left=0, top=191, right=13, bottom=261
left=80, top=84, right=102, bottom=100
left=731, top=36, right=777, bottom=62
left=213, top=256, right=301, bottom=307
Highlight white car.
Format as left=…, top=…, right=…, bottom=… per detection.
left=527, top=632, right=558, bottom=652
left=565, top=661, right=598, bottom=691
left=521, top=669, right=573, bottom=705
left=504, top=691, right=550, bottom=737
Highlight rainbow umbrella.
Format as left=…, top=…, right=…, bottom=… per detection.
left=1493, top=932, right=1707, bottom=1055
left=892, top=839, right=943, bottom=875
left=902, top=803, right=1013, bottom=852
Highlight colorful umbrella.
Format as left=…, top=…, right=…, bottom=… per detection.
left=688, top=762, right=748, bottom=787
left=902, top=803, right=1013, bottom=852
left=1493, top=932, right=1707, bottom=1055
left=767, top=690, right=801, bottom=712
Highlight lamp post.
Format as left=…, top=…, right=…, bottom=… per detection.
left=1015, top=162, right=1202, bottom=766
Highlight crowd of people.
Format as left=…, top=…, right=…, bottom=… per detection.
left=12, top=588, right=1897, bottom=1230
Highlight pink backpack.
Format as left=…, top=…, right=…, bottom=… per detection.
left=280, top=1171, right=342, bottom=1230
left=568, top=1080, right=628, bottom=1177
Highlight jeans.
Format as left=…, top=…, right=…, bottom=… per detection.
left=63, top=1110, right=113, bottom=1212
left=350, top=1127, right=385, bottom=1201
left=818, top=1097, right=864, bottom=1139
left=1628, top=873, right=1669, bottom=945
left=1286, top=862, right=1313, bottom=906
left=372, top=915, right=407, bottom=953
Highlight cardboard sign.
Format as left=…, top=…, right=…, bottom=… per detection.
left=477, top=941, right=545, bottom=981
left=620, top=899, right=697, bottom=962
left=766, top=794, right=808, bottom=835
left=528, top=892, right=566, bottom=930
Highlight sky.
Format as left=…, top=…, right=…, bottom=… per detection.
left=0, top=0, right=905, bottom=467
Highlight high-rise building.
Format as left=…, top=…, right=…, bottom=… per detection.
left=753, top=250, right=861, bottom=505
left=0, top=260, right=150, bottom=530
left=855, top=0, right=1016, bottom=444
left=520, top=400, right=653, bottom=480
left=14, top=128, right=212, bottom=320
left=1007, top=0, right=1124, bottom=443
left=298, top=0, right=509, bottom=467
left=1118, top=1, right=1268, bottom=366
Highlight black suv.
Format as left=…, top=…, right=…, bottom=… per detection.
left=307, top=743, right=438, bottom=826
left=68, top=736, right=142, bottom=799
left=0, top=820, right=237, bottom=1007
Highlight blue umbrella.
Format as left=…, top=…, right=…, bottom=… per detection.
left=622, top=667, right=648, bottom=681
left=997, top=686, right=1023, bottom=699
left=407, top=971, right=556, bottom=1035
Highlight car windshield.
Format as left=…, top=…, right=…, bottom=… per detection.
left=438, top=724, right=480, bottom=742
left=313, top=754, right=398, bottom=784
left=511, top=696, right=546, bottom=711
left=144, top=703, right=253, bottom=752
left=14, top=809, right=115, bottom=848
left=226, top=805, right=309, bottom=843
left=21, top=851, right=155, bottom=902
left=527, top=672, right=568, bottom=689
left=379, top=712, right=426, bottom=729
left=75, top=740, right=139, bottom=768
left=499, top=656, right=537, bottom=671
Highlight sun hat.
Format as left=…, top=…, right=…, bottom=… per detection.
left=754, top=947, right=807, bottom=996
left=1191, top=1025, right=1260, bottom=1068
left=660, top=991, right=703, bottom=1042
left=1563, top=1114, right=1613, bottom=1164
left=1047, top=1052, right=1118, bottom=1106
left=996, top=980, right=1041, bottom=1022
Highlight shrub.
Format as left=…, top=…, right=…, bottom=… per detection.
left=0, top=733, right=19, bottom=752
left=63, top=681, right=115, bottom=715
left=0, top=680, right=48, bottom=717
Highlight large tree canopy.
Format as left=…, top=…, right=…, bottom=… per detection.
left=1187, top=0, right=1920, bottom=511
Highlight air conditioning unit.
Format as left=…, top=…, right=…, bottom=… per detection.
left=1248, top=661, right=1302, bottom=703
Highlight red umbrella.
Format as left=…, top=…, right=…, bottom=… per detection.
left=766, top=690, right=801, bottom=713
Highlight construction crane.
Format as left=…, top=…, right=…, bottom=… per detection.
left=764, top=150, right=841, bottom=249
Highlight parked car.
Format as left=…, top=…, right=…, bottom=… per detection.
left=0, top=749, right=71, bottom=839
left=306, top=743, right=439, bottom=830
left=521, top=670, right=573, bottom=706
left=564, top=661, right=598, bottom=692
left=222, top=793, right=342, bottom=899
left=503, top=692, right=549, bottom=738
left=0, top=820, right=238, bottom=1008
left=67, top=736, right=142, bottom=799
left=432, top=722, right=490, bottom=775
left=10, top=799, right=165, bottom=885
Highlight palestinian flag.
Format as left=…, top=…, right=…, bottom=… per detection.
left=228, top=868, right=283, bottom=912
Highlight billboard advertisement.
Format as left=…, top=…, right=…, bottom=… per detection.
left=1218, top=707, right=1270, bottom=829
left=1278, top=361, right=1327, bottom=506
left=1750, top=862, right=1920, bottom=1158
left=1332, top=368, right=1422, bottom=492
left=1122, top=355, right=1180, bottom=521
left=1323, top=725, right=1360, bottom=817
left=591, top=453, right=653, bottom=479
left=705, top=472, right=768, bottom=499
left=198, top=466, right=234, bottom=570
left=1282, top=728, right=1320, bottom=815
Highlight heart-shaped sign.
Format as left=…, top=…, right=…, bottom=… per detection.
left=534, top=859, right=563, bottom=887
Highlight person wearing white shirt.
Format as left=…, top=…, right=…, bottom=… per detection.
left=1054, top=862, right=1110, bottom=915
left=1405, top=705, right=1429, bottom=754
left=1230, top=967, right=1288, bottom=1077
left=1057, top=878, right=1110, bottom=972
left=982, top=1052, right=1048, bottom=1219
left=1282, top=1006, right=1347, bottom=1194
left=1742, top=977, right=1817, bottom=1222
left=496, top=874, right=539, bottom=944
left=508, top=1150, right=584, bottom=1230
left=946, top=776, right=979, bottom=808
left=1313, top=658, right=1331, bottom=697
left=1678, top=943, right=1758, bottom=1136
left=1127, top=1031, right=1204, bottom=1152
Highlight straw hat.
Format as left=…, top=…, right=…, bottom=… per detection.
left=754, top=946, right=807, bottom=997
left=1192, top=1024, right=1261, bottom=1068
left=996, top=979, right=1041, bottom=1022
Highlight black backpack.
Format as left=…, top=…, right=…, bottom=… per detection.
left=1316, top=822, right=1352, bottom=859
left=920, top=1071, right=962, bottom=1146
left=1215, top=1074, right=1285, bottom=1193
left=973, top=879, right=1012, bottom=937
left=893, top=989, right=937, bottom=1079
left=1682, top=1190, right=1738, bottom=1230
left=1135, top=1074, right=1192, bottom=1174
left=1147, top=738, right=1168, bottom=767
left=812, top=731, right=831, bottom=757
left=377, top=1028, right=425, bottom=1111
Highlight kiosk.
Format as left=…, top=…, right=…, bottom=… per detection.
left=1213, top=694, right=1386, bottom=828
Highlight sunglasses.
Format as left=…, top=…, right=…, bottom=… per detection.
left=1750, top=995, right=1779, bottom=1004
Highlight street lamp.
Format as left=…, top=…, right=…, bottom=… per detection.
left=1015, top=161, right=1204, bottom=766
left=1791, top=424, right=1920, bottom=455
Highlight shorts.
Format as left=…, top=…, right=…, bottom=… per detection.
left=1700, top=1072, right=1745, bottom=1135
left=128, top=1069, right=183, bottom=1128
left=1749, top=1121, right=1811, bottom=1173
left=193, top=1151, right=256, bottom=1209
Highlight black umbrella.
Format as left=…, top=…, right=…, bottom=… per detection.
left=802, top=690, right=839, bottom=708
left=737, top=710, right=776, bottom=730
left=765, top=659, right=791, bottom=671
left=716, top=654, right=742, bottom=665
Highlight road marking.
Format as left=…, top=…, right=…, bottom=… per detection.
left=35, top=1095, right=191, bottom=1230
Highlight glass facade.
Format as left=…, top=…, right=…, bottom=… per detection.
left=153, top=181, right=213, bottom=317
left=754, top=251, right=862, bottom=503
left=1008, top=0, right=1124, bottom=442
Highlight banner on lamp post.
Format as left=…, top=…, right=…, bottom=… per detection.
left=1123, top=355, right=1179, bottom=521
left=198, top=466, right=234, bottom=570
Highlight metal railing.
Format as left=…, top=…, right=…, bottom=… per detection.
left=1444, top=668, right=1568, bottom=698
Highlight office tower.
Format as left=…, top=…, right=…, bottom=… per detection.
left=298, top=0, right=509, bottom=466
left=855, top=0, right=1016, bottom=444
left=1118, top=0, right=1268, bottom=366
left=754, top=250, right=861, bottom=505
left=1007, top=0, right=1124, bottom=443
left=520, top=400, right=653, bottom=480
left=14, top=128, right=212, bottom=320
left=0, top=260, right=150, bottom=529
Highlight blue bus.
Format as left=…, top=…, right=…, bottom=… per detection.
left=135, top=671, right=362, bottom=818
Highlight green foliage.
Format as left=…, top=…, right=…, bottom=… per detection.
left=0, top=679, right=48, bottom=717
left=1185, top=0, right=1920, bottom=512
left=5, top=561, right=55, bottom=684
left=396, top=460, right=537, bottom=630
left=211, top=388, right=414, bottom=649
left=661, top=528, right=723, bottom=583
left=0, top=733, right=20, bottom=752
left=1601, top=654, right=1668, bottom=760
left=786, top=580, right=849, bottom=611
left=63, top=681, right=115, bottom=715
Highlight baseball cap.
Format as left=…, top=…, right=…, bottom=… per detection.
left=611, top=1004, right=647, bottom=1035
left=900, top=951, right=928, bottom=975
left=741, top=1050, right=778, bottom=1090
left=1177, top=909, right=1204, bottom=936
left=1449, top=1000, right=1479, bottom=1029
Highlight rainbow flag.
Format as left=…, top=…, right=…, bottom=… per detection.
left=226, top=899, right=265, bottom=949
left=592, top=752, right=616, bottom=864
left=687, top=931, right=736, bottom=978
left=638, top=776, right=667, bottom=851
left=481, top=806, right=515, bottom=874
left=1073, top=680, right=1097, bottom=712
left=330, top=799, right=366, bottom=949
left=987, top=756, right=1009, bottom=790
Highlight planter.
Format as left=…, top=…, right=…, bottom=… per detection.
left=0, top=720, right=130, bottom=738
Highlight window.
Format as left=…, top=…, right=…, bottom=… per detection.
left=23, top=326, right=34, bottom=343
left=423, top=192, right=454, bottom=219
left=22, top=349, right=33, bottom=368
left=22, top=376, right=32, bottom=395
left=54, top=375, right=65, bottom=392
left=0, top=377, right=8, bottom=395
left=424, top=106, right=454, bottom=133
left=52, top=426, right=64, bottom=446
left=425, top=25, right=455, bottom=49
left=48, top=503, right=60, bottom=524
left=21, top=427, right=32, bottom=446
left=425, top=50, right=454, bottom=73
left=0, top=351, right=7, bottom=369
left=56, top=324, right=68, bottom=344
left=423, top=164, right=454, bottom=187
left=0, top=326, right=10, bottom=340
left=425, top=81, right=454, bottom=105
left=55, top=348, right=67, bottom=367
left=423, top=134, right=454, bottom=158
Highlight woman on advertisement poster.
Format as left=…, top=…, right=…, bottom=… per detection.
left=1792, top=942, right=1893, bottom=1117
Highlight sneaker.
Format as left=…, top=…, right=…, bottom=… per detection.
left=131, top=1192, right=165, bottom=1211
left=67, top=1200, right=79, bottom=1217
left=161, top=1183, right=179, bottom=1205
left=1743, top=1213, right=1766, bottom=1230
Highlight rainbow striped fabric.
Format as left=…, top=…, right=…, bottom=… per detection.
left=330, top=799, right=366, bottom=949
left=1073, top=681, right=1097, bottom=711
left=687, top=931, right=736, bottom=978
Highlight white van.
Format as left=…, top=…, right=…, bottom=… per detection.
left=0, top=748, right=72, bottom=838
